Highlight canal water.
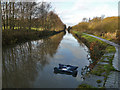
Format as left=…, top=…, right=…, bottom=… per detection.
left=2, top=31, right=90, bottom=88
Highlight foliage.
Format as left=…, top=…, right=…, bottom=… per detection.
left=72, top=22, right=89, bottom=32
left=47, top=11, right=65, bottom=31
left=105, top=46, right=116, bottom=53
left=72, top=16, right=119, bottom=44
left=1, top=2, right=65, bottom=31
left=1, top=2, right=66, bottom=46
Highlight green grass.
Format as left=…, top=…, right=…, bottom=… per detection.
left=90, top=64, right=115, bottom=76
left=72, top=31, right=108, bottom=46
left=81, top=33, right=108, bottom=46
left=72, top=31, right=116, bottom=53
left=78, top=84, right=95, bottom=88
left=72, top=31, right=81, bottom=35
left=90, top=64, right=105, bottom=76
left=90, top=54, right=115, bottom=82
left=106, top=46, right=116, bottom=53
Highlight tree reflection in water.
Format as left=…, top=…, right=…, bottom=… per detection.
left=2, top=32, right=65, bottom=88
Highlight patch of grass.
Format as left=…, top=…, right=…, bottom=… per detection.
left=90, top=64, right=105, bottom=76
left=72, top=31, right=81, bottom=36
left=72, top=31, right=103, bottom=43
left=106, top=45, right=116, bottom=53
left=90, top=63, right=115, bottom=77
left=82, top=34, right=100, bottom=42
left=96, top=80, right=102, bottom=83
left=107, top=55, right=114, bottom=65
left=103, top=64, right=115, bottom=72
left=78, top=84, right=95, bottom=88
left=81, top=33, right=108, bottom=46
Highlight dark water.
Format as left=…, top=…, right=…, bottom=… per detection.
left=2, top=31, right=91, bottom=88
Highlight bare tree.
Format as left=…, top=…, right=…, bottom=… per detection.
left=6, top=2, right=8, bottom=30
left=2, top=2, right=5, bottom=30
left=9, top=2, right=12, bottom=29
left=12, top=2, right=15, bottom=30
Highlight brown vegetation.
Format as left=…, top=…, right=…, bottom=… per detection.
left=72, top=16, right=120, bottom=44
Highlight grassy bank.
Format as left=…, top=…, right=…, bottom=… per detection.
left=72, top=31, right=116, bottom=88
left=72, top=31, right=108, bottom=68
left=2, top=29, right=64, bottom=47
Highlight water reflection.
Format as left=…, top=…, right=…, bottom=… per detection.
left=72, top=33, right=94, bottom=80
left=3, top=31, right=91, bottom=88
left=2, top=32, right=65, bottom=88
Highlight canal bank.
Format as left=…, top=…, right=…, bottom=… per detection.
left=72, top=31, right=120, bottom=88
left=2, top=30, right=65, bottom=47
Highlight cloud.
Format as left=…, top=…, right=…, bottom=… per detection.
left=37, top=0, right=119, bottom=26
left=60, top=0, right=119, bottom=26
left=37, top=0, right=74, bottom=2
left=37, top=0, right=119, bottom=3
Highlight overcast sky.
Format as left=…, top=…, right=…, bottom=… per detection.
left=38, top=0, right=119, bottom=26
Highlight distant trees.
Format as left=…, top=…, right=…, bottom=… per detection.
left=1, top=1, right=65, bottom=31
left=72, top=16, right=118, bottom=33
left=82, top=18, right=88, bottom=22
left=72, top=16, right=119, bottom=42
left=46, top=11, right=65, bottom=31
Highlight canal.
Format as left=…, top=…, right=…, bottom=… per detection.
left=2, top=31, right=90, bottom=88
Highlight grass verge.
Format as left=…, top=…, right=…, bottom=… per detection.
left=72, top=30, right=116, bottom=88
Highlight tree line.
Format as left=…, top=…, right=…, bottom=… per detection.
left=72, top=16, right=120, bottom=44
left=1, top=1, right=65, bottom=31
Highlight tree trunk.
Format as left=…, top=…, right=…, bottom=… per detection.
left=3, top=3, right=5, bottom=30
left=12, top=2, right=15, bottom=30
left=6, top=2, right=8, bottom=30
left=9, top=2, right=12, bottom=29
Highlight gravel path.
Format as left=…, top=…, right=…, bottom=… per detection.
left=84, top=33, right=120, bottom=71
